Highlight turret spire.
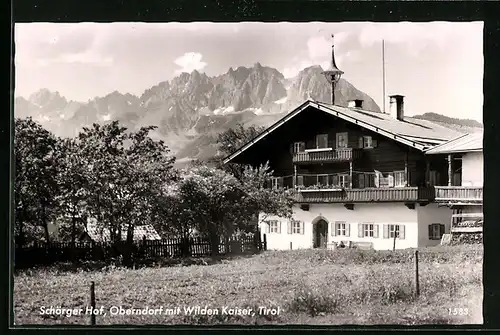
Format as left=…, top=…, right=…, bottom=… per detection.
left=321, top=34, right=344, bottom=105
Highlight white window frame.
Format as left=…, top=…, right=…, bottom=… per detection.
left=363, top=223, right=374, bottom=237
left=389, top=224, right=400, bottom=239
left=269, top=220, right=279, bottom=233
left=363, top=136, right=373, bottom=148
left=292, top=220, right=302, bottom=234
left=336, top=132, right=348, bottom=149
left=336, top=221, right=347, bottom=236
left=293, top=142, right=305, bottom=153
left=316, top=134, right=329, bottom=149
left=338, top=174, right=349, bottom=188
left=394, top=171, right=406, bottom=187
left=271, top=177, right=279, bottom=190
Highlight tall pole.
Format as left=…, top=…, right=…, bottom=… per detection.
left=331, top=81, right=335, bottom=105
left=382, top=39, right=386, bottom=113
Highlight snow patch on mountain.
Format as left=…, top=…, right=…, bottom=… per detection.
left=274, top=97, right=287, bottom=104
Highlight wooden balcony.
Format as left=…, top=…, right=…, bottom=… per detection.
left=435, top=186, right=483, bottom=204
left=450, top=213, right=483, bottom=233
left=292, top=187, right=435, bottom=204
left=292, top=148, right=363, bottom=164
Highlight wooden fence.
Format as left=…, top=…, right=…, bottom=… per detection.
left=14, top=234, right=267, bottom=268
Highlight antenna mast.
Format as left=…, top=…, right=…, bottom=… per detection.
left=382, top=39, right=386, bottom=113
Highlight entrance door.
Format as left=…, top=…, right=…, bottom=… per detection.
left=314, top=219, right=328, bottom=248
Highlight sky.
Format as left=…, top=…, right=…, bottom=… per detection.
left=14, top=21, right=484, bottom=122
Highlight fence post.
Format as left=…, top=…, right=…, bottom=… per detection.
left=290, top=241, right=292, bottom=250
left=263, top=234, right=267, bottom=251
left=414, top=250, right=420, bottom=297
left=393, top=233, right=397, bottom=252
left=90, top=281, right=96, bottom=325
left=257, top=230, right=262, bottom=251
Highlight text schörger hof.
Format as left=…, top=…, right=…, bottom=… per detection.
left=39, top=305, right=281, bottom=317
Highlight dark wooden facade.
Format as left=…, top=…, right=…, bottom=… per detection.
left=230, top=106, right=478, bottom=203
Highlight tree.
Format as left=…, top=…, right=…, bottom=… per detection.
left=14, top=117, right=59, bottom=246
left=215, top=123, right=265, bottom=180
left=76, top=121, right=177, bottom=265
left=168, top=163, right=293, bottom=256
left=53, top=137, right=90, bottom=244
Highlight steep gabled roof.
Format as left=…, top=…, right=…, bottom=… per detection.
left=425, top=132, right=483, bottom=155
left=223, top=100, right=463, bottom=164
left=85, top=222, right=162, bottom=242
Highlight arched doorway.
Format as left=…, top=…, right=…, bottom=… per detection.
left=312, top=218, right=329, bottom=248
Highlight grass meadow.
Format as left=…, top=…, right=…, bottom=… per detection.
left=13, top=244, right=482, bottom=326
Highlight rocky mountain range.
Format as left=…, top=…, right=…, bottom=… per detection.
left=14, top=63, right=482, bottom=165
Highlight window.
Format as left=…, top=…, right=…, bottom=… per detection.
left=317, top=174, right=329, bottom=186
left=394, top=171, right=406, bottom=187
left=338, top=174, right=350, bottom=188
left=359, top=223, right=379, bottom=238
left=364, top=224, right=374, bottom=237
left=316, top=134, right=328, bottom=149
left=359, top=136, right=377, bottom=149
left=336, top=221, right=347, bottom=236
left=292, top=220, right=303, bottom=234
left=383, top=224, right=405, bottom=239
left=363, top=136, right=372, bottom=148
left=271, top=177, right=283, bottom=190
left=269, top=220, right=280, bottom=233
left=271, top=177, right=279, bottom=190
left=336, top=132, right=348, bottom=148
left=293, top=142, right=305, bottom=153
left=429, top=223, right=445, bottom=240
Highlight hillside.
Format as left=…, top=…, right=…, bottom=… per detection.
left=14, top=64, right=482, bottom=163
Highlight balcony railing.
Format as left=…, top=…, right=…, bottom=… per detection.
left=292, top=187, right=435, bottom=203
left=450, top=213, right=483, bottom=233
left=435, top=186, right=483, bottom=203
left=293, top=148, right=363, bottom=164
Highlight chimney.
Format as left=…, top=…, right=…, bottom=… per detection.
left=389, top=95, right=404, bottom=121
left=347, top=99, right=364, bottom=108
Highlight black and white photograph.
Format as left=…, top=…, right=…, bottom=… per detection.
left=13, top=21, right=483, bottom=325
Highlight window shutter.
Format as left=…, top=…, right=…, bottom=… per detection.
left=440, top=224, right=445, bottom=237
left=297, top=176, right=304, bottom=187
left=331, top=222, right=336, bottom=236
left=383, top=224, right=389, bottom=239
left=358, top=137, right=364, bottom=148
left=346, top=223, right=350, bottom=237
left=387, top=173, right=394, bottom=187
left=374, top=224, right=379, bottom=238
left=400, top=225, right=405, bottom=240
left=372, top=139, right=378, bottom=148
left=265, top=222, right=270, bottom=234
left=332, top=175, right=339, bottom=187
left=359, top=174, right=365, bottom=189
left=278, top=177, right=284, bottom=188
left=287, top=220, right=293, bottom=234
left=277, top=221, right=282, bottom=234
left=300, top=142, right=305, bottom=152
left=358, top=223, right=363, bottom=238
left=300, top=221, right=305, bottom=235
left=428, top=224, right=433, bottom=239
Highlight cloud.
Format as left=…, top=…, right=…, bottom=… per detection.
left=174, top=52, right=207, bottom=74
left=282, top=32, right=350, bottom=78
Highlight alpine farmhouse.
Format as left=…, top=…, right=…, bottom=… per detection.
left=223, top=39, right=483, bottom=251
